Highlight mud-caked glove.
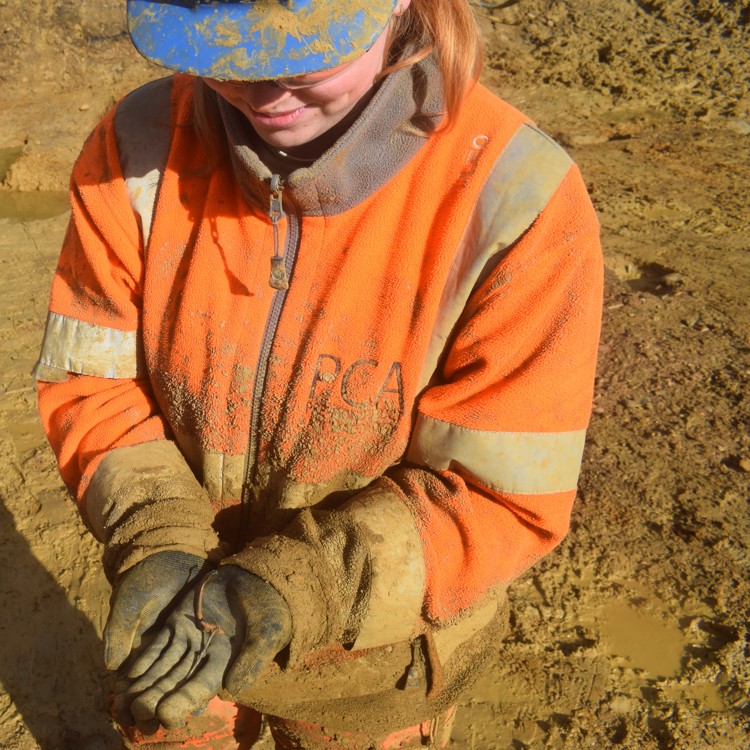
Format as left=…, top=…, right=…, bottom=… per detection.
left=104, top=550, right=212, bottom=671
left=116, top=564, right=292, bottom=734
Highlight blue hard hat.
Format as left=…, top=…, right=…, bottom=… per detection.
left=127, top=0, right=399, bottom=81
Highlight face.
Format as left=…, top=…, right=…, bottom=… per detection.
left=204, top=22, right=393, bottom=155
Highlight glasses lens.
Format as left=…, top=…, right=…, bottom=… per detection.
left=275, top=60, right=352, bottom=90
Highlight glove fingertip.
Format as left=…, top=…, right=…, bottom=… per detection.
left=223, top=667, right=245, bottom=698
left=104, top=627, right=135, bottom=670
left=223, top=677, right=243, bottom=699
left=225, top=656, right=261, bottom=697
left=103, top=616, right=134, bottom=669
left=135, top=718, right=161, bottom=737
left=104, top=643, right=125, bottom=671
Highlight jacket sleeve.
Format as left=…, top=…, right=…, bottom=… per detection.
left=399, top=162, right=602, bottom=622
left=35, top=103, right=219, bottom=579
left=225, top=155, right=603, bottom=663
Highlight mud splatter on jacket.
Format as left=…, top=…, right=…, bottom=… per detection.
left=35, top=59, right=602, bottom=722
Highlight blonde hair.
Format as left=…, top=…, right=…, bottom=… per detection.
left=383, top=0, right=484, bottom=128
left=192, top=0, right=484, bottom=157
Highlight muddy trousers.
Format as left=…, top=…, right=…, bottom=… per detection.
left=118, top=697, right=456, bottom=750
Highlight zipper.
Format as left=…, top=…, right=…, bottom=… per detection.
left=268, top=175, right=290, bottom=291
left=241, top=174, right=301, bottom=530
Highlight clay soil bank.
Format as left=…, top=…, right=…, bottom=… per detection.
left=0, top=2, right=748, bottom=748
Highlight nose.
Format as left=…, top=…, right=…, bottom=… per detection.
left=233, top=81, right=294, bottom=112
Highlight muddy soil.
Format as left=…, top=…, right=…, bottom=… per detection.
left=1, top=2, right=748, bottom=748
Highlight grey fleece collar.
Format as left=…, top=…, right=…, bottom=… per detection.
left=218, top=57, right=445, bottom=217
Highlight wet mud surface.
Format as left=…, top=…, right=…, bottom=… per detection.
left=1, top=1, right=748, bottom=748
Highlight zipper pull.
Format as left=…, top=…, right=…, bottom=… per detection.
left=268, top=175, right=289, bottom=290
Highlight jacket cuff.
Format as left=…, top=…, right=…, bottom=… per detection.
left=225, top=487, right=426, bottom=665
left=344, top=489, right=426, bottom=649
left=86, top=440, right=221, bottom=580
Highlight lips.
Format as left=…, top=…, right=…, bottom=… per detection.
left=249, top=106, right=306, bottom=128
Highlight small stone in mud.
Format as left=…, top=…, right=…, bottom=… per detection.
left=727, top=119, right=750, bottom=136
left=738, top=457, right=750, bottom=473
left=662, top=272, right=685, bottom=288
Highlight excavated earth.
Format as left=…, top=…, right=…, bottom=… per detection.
left=0, top=1, right=748, bottom=748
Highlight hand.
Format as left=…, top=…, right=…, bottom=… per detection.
left=117, top=565, right=292, bottom=734
left=104, top=550, right=212, bottom=671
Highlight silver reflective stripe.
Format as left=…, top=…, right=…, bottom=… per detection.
left=124, top=169, right=161, bottom=247
left=407, top=413, right=586, bottom=495
left=33, top=82, right=171, bottom=384
left=202, top=451, right=246, bottom=501
left=33, top=311, right=143, bottom=380
left=115, top=77, right=172, bottom=249
left=417, top=124, right=573, bottom=393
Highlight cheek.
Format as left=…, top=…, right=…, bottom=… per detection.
left=303, top=81, right=371, bottom=112
left=226, top=87, right=255, bottom=107
left=218, top=90, right=241, bottom=108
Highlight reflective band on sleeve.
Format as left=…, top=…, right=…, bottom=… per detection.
left=33, top=311, right=144, bottom=380
left=407, top=413, right=586, bottom=495
left=417, top=124, right=573, bottom=393
left=124, top=169, right=161, bottom=247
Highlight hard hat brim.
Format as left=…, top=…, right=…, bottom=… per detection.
left=127, top=0, right=397, bottom=81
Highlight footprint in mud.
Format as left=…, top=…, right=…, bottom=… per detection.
left=606, top=255, right=686, bottom=297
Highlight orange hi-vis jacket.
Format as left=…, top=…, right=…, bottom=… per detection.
left=35, top=59, right=602, bottom=717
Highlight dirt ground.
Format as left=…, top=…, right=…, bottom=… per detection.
left=0, top=1, right=748, bottom=748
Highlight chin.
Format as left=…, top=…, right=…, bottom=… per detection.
left=261, top=129, right=321, bottom=151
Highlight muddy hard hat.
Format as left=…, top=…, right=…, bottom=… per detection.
left=127, top=0, right=399, bottom=81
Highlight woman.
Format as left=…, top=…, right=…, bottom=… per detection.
left=34, top=0, right=603, bottom=747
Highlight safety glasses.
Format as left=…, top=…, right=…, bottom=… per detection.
left=273, top=59, right=356, bottom=90
left=209, top=58, right=355, bottom=91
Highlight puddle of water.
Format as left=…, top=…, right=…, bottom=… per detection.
left=0, top=191, right=70, bottom=223
left=661, top=681, right=726, bottom=712
left=598, top=602, right=687, bottom=677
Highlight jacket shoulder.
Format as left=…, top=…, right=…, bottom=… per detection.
left=458, top=84, right=531, bottom=140
left=439, top=84, right=574, bottom=212
left=114, top=74, right=194, bottom=131
left=113, top=76, right=176, bottom=167
left=111, top=75, right=192, bottom=244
